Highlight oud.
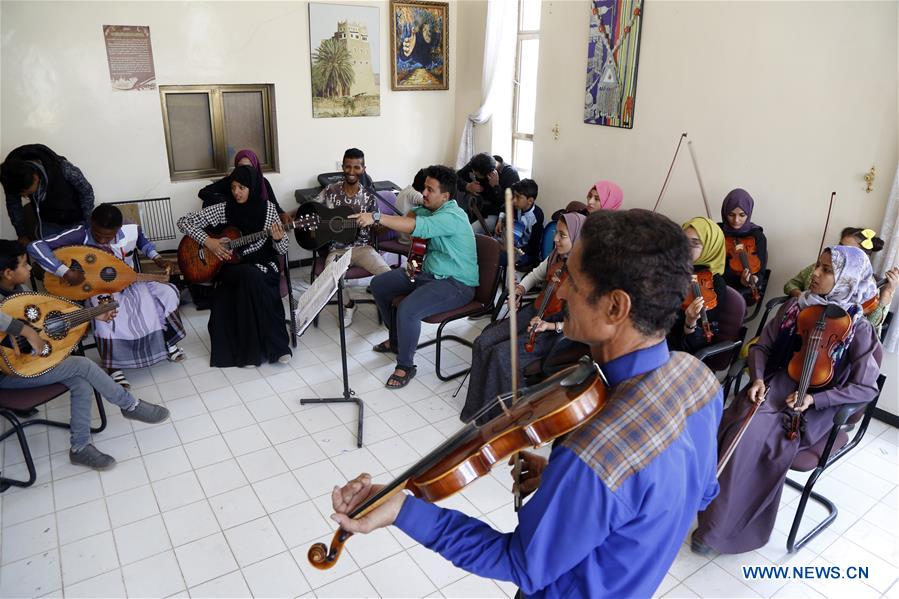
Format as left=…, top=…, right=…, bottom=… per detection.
left=43, top=246, right=171, bottom=301
left=0, top=292, right=119, bottom=377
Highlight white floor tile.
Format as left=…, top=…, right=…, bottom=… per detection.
left=52, top=469, right=103, bottom=510
left=0, top=548, right=61, bottom=598
left=56, top=498, right=111, bottom=546
left=1, top=481, right=54, bottom=526
left=113, top=514, right=172, bottom=565
left=98, top=456, right=150, bottom=495
left=63, top=568, right=127, bottom=598
left=173, top=412, right=220, bottom=444
left=363, top=550, right=436, bottom=597
left=106, top=484, right=159, bottom=528
left=165, top=394, right=207, bottom=421
left=233, top=378, right=277, bottom=402
left=184, top=434, right=233, bottom=469
left=196, top=458, right=248, bottom=497
left=222, top=423, right=271, bottom=456
left=275, top=435, right=327, bottom=470
left=157, top=377, right=199, bottom=401
left=241, top=551, right=312, bottom=598
left=142, top=445, right=193, bottom=481
left=162, top=499, right=221, bottom=547
left=59, top=530, right=120, bottom=586
left=188, top=569, right=251, bottom=598
left=294, top=459, right=345, bottom=498
left=121, top=549, right=185, bottom=598
left=270, top=500, right=333, bottom=549
left=259, top=414, right=307, bottom=444
left=681, top=561, right=760, bottom=598
left=135, top=422, right=182, bottom=455
left=252, top=471, right=308, bottom=513
left=174, top=532, right=239, bottom=588
left=208, top=486, right=266, bottom=529
left=315, top=570, right=378, bottom=598
left=235, top=446, right=290, bottom=484
left=223, top=515, right=287, bottom=567
left=407, top=544, right=468, bottom=589
left=2, top=513, right=58, bottom=564
left=440, top=573, right=508, bottom=597
left=152, top=470, right=206, bottom=512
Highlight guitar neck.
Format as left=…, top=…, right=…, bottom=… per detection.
left=229, top=221, right=296, bottom=249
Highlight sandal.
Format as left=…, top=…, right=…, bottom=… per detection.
left=166, top=345, right=185, bottom=362
left=386, top=366, right=417, bottom=389
left=372, top=340, right=396, bottom=354
left=109, top=370, right=131, bottom=389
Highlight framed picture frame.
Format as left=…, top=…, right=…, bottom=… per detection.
left=389, top=0, right=449, bottom=91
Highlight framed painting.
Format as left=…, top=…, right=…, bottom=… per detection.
left=584, top=0, right=644, bottom=128
left=309, top=2, right=380, bottom=118
left=390, top=0, right=449, bottom=91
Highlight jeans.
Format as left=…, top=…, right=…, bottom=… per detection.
left=0, top=356, right=137, bottom=450
left=371, top=269, right=475, bottom=368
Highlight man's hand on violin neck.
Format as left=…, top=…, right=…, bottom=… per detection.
left=330, top=473, right=406, bottom=534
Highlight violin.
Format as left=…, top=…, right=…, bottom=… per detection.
left=725, top=235, right=762, bottom=301
left=861, top=277, right=887, bottom=316
left=307, top=357, right=609, bottom=570
left=783, top=304, right=852, bottom=440
left=682, top=270, right=718, bottom=343
left=525, top=260, right=568, bottom=353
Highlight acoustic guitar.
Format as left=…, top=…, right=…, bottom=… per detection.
left=293, top=203, right=364, bottom=250
left=405, top=237, right=427, bottom=282
left=43, top=246, right=172, bottom=301
left=0, top=292, right=119, bottom=377
left=178, top=215, right=316, bottom=284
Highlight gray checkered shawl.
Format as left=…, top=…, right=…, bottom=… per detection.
left=562, top=352, right=720, bottom=491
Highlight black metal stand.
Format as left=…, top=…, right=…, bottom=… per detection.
left=299, top=278, right=364, bottom=447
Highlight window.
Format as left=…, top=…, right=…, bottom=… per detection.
left=512, top=0, right=540, bottom=178
left=159, top=84, right=278, bottom=181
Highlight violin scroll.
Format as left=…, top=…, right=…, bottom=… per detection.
left=308, top=529, right=352, bottom=570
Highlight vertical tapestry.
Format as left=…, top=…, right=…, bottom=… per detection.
left=309, top=3, right=381, bottom=118
left=390, top=0, right=449, bottom=91
left=584, top=0, right=644, bottom=128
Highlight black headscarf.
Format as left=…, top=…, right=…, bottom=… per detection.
left=226, top=165, right=266, bottom=233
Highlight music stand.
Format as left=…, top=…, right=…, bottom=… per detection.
left=294, top=251, right=364, bottom=447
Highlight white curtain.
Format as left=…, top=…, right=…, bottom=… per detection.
left=454, top=0, right=518, bottom=169
left=874, top=163, right=899, bottom=352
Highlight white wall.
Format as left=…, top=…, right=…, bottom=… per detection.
left=0, top=0, right=460, bottom=254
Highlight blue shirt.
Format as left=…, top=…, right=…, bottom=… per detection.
left=394, top=341, right=721, bottom=598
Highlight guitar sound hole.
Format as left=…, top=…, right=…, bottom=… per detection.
left=329, top=218, right=344, bottom=233
left=100, top=267, right=117, bottom=282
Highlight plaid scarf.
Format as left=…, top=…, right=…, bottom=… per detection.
left=562, top=352, right=719, bottom=491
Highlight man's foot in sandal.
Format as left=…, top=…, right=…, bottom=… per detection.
left=167, top=345, right=185, bottom=362
left=386, top=366, right=417, bottom=389
left=372, top=340, right=396, bottom=354
left=109, top=370, right=130, bottom=389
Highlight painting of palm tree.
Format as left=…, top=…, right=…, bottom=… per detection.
left=309, top=3, right=381, bottom=118
left=312, top=38, right=354, bottom=98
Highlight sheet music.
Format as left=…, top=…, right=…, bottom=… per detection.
left=293, top=250, right=351, bottom=338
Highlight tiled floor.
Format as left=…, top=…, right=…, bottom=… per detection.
left=0, top=274, right=897, bottom=598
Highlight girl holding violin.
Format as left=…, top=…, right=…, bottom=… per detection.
left=785, top=227, right=898, bottom=335
left=693, top=245, right=882, bottom=555
left=460, top=211, right=587, bottom=423
left=325, top=210, right=721, bottom=598
left=668, top=216, right=730, bottom=354
left=718, top=188, right=768, bottom=305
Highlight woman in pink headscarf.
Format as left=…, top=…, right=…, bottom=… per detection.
left=198, top=149, right=291, bottom=224
left=585, top=180, right=624, bottom=213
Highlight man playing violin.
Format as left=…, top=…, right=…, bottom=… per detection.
left=330, top=209, right=722, bottom=598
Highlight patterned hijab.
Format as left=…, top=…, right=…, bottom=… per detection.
left=588, top=180, right=624, bottom=211
left=797, top=246, right=877, bottom=312
left=720, top=188, right=758, bottom=235
left=683, top=216, right=726, bottom=275
left=547, top=212, right=587, bottom=266
left=234, top=149, right=268, bottom=202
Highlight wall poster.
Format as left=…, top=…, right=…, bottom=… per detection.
left=103, top=25, right=156, bottom=91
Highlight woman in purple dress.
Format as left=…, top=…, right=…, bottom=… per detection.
left=692, top=245, right=882, bottom=555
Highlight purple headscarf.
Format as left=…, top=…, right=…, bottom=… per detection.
left=720, top=188, right=757, bottom=235
left=234, top=149, right=268, bottom=202
left=548, top=212, right=587, bottom=265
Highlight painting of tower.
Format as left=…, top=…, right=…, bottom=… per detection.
left=309, top=3, right=381, bottom=118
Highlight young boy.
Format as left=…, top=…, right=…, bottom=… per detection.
left=495, top=178, right=545, bottom=270
left=0, top=240, right=169, bottom=470
left=28, top=204, right=185, bottom=388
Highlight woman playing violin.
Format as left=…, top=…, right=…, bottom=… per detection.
left=717, top=188, right=768, bottom=305
left=328, top=210, right=722, bottom=598
left=785, top=227, right=897, bottom=335
left=460, top=212, right=586, bottom=424
left=668, top=216, right=730, bottom=354
left=693, top=245, right=881, bottom=555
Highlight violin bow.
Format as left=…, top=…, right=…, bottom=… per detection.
left=501, top=189, right=525, bottom=512
left=817, top=192, right=837, bottom=256
left=717, top=387, right=768, bottom=477
left=654, top=133, right=712, bottom=219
